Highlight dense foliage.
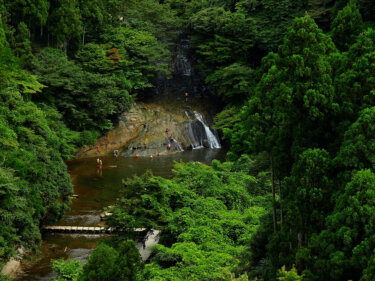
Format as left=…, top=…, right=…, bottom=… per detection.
left=52, top=240, right=143, bottom=281
left=211, top=2, right=375, bottom=281
left=109, top=159, right=271, bottom=280
left=2, top=0, right=180, bottom=134
left=0, top=18, right=72, bottom=270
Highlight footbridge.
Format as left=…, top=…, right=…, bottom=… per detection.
left=42, top=226, right=160, bottom=261
left=42, top=226, right=147, bottom=234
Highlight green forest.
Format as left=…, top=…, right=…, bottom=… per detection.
left=2, top=0, right=375, bottom=280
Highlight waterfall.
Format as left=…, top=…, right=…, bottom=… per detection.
left=193, top=111, right=221, bottom=149
left=174, top=39, right=192, bottom=77
left=176, top=54, right=192, bottom=76
left=174, top=141, right=184, bottom=151
left=185, top=111, right=204, bottom=149
left=184, top=111, right=221, bottom=149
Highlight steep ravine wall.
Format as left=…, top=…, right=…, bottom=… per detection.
left=75, top=99, right=220, bottom=158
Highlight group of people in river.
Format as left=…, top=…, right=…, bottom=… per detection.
left=165, top=128, right=175, bottom=150
left=96, top=157, right=103, bottom=168
left=102, top=92, right=190, bottom=160
left=95, top=147, right=119, bottom=170
left=134, top=91, right=190, bottom=158
left=133, top=127, right=179, bottom=159
left=113, top=149, right=119, bottom=159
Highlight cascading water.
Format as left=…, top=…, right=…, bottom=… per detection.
left=193, top=111, right=221, bottom=149
left=184, top=111, right=202, bottom=149
left=174, top=141, right=184, bottom=151
left=185, top=111, right=202, bottom=149
left=183, top=111, right=221, bottom=149
left=174, top=39, right=192, bottom=77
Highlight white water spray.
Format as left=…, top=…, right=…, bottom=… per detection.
left=193, top=111, right=221, bottom=149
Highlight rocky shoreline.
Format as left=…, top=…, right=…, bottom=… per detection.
left=76, top=98, right=220, bottom=158
left=1, top=247, right=25, bottom=279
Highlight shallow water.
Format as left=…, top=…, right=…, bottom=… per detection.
left=16, top=149, right=225, bottom=281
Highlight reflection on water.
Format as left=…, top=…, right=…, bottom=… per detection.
left=16, top=149, right=226, bottom=281
left=17, top=234, right=108, bottom=281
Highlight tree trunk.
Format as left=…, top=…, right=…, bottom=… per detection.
left=278, top=178, right=283, bottom=227
left=47, top=22, right=49, bottom=47
left=298, top=232, right=302, bottom=248
left=82, top=26, right=86, bottom=48
left=63, top=39, right=67, bottom=55
left=270, top=153, right=277, bottom=233
left=289, top=228, right=292, bottom=250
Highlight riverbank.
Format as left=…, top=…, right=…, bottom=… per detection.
left=1, top=248, right=25, bottom=279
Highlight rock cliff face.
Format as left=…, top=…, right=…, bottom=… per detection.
left=76, top=97, right=220, bottom=158
left=76, top=38, right=222, bottom=158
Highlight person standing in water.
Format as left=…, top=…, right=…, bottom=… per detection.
left=113, top=149, right=119, bottom=160
left=185, top=92, right=188, bottom=102
left=99, top=159, right=103, bottom=169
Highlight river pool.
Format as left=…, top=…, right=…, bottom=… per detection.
left=15, top=149, right=226, bottom=281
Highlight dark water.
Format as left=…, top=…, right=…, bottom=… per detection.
left=16, top=149, right=226, bottom=281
